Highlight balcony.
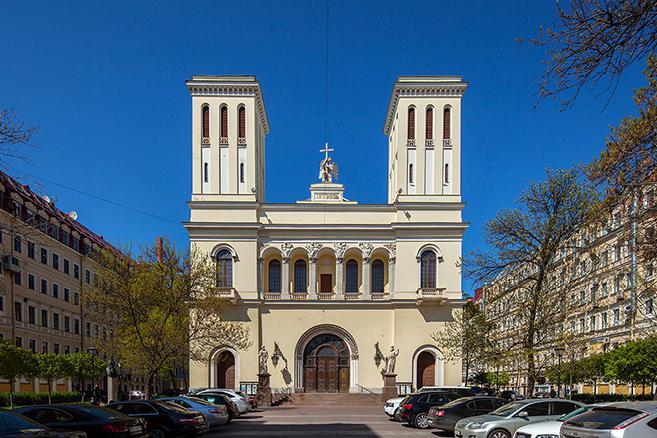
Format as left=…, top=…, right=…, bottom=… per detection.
left=318, top=292, right=335, bottom=300
left=263, top=292, right=282, bottom=300
left=291, top=292, right=307, bottom=301
left=416, top=288, right=447, bottom=305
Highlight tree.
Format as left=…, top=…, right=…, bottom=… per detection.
left=62, top=352, right=107, bottom=402
left=605, top=336, right=657, bottom=396
left=473, top=370, right=511, bottom=388
left=0, top=340, right=37, bottom=408
left=0, top=109, right=37, bottom=166
left=85, top=239, right=250, bottom=397
left=35, top=353, right=72, bottom=404
left=431, top=301, right=490, bottom=385
left=465, top=168, right=597, bottom=396
left=526, top=0, right=657, bottom=108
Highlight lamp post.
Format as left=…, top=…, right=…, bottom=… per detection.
left=555, top=347, right=565, bottom=399
left=87, top=347, right=98, bottom=404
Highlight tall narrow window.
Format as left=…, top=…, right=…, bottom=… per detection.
left=240, top=163, right=245, bottom=183
left=202, top=106, right=210, bottom=138
left=371, top=259, right=384, bottom=293
left=444, top=164, right=449, bottom=183
left=220, top=106, right=228, bottom=138
left=407, top=107, right=415, bottom=140
left=204, top=163, right=209, bottom=183
left=420, top=250, right=437, bottom=289
left=425, top=107, right=433, bottom=140
left=345, top=259, right=359, bottom=293
left=238, top=106, right=246, bottom=139
left=268, top=260, right=281, bottom=293
left=443, top=107, right=451, bottom=139
left=294, top=260, right=307, bottom=293
left=216, top=249, right=233, bottom=288
left=409, top=164, right=414, bottom=184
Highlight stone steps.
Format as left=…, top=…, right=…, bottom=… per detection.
left=290, top=392, right=383, bottom=406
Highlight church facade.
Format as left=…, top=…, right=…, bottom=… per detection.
left=185, top=75, right=468, bottom=395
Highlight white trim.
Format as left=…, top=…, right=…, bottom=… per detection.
left=209, top=346, right=240, bottom=390
left=412, top=346, right=444, bottom=390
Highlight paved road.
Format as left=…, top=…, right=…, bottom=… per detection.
left=206, top=405, right=452, bottom=437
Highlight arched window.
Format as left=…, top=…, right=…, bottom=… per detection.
left=407, top=107, right=415, bottom=140
left=204, top=163, right=209, bottom=182
left=409, top=164, right=414, bottom=184
left=345, top=259, right=359, bottom=293
left=268, top=259, right=281, bottom=293
left=425, top=107, right=433, bottom=140
left=238, top=106, right=246, bottom=139
left=294, top=260, right=307, bottom=293
left=371, top=259, right=384, bottom=293
left=216, top=249, right=233, bottom=288
left=202, top=106, right=210, bottom=138
left=443, top=107, right=451, bottom=139
left=240, top=163, right=245, bottom=183
left=220, top=106, right=228, bottom=138
left=444, top=163, right=449, bottom=183
left=420, top=250, right=436, bottom=289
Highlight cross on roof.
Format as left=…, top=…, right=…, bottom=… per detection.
left=320, top=142, right=334, bottom=160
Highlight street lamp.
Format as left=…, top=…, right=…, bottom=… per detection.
left=87, top=347, right=98, bottom=404
left=554, top=347, right=565, bottom=399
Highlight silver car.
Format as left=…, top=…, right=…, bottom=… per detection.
left=560, top=401, right=657, bottom=437
left=454, top=399, right=584, bottom=438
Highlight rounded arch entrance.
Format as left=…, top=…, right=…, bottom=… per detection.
left=294, top=324, right=359, bottom=393
left=412, top=345, right=444, bottom=390
left=209, top=347, right=239, bottom=390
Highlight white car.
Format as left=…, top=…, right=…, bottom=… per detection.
left=199, top=388, right=251, bottom=414
left=384, top=397, right=405, bottom=421
left=514, top=404, right=608, bottom=438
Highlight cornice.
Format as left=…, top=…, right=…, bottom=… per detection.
left=383, top=77, right=468, bottom=135
left=186, top=76, right=270, bottom=134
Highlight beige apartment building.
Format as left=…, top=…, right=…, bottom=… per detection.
left=185, top=75, right=468, bottom=395
left=483, top=193, right=656, bottom=395
left=0, top=171, right=109, bottom=393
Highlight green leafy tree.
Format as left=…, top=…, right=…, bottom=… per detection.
left=605, top=337, right=657, bottom=396
left=473, top=371, right=510, bottom=387
left=63, top=352, right=107, bottom=402
left=35, top=353, right=73, bottom=404
left=0, top=340, right=37, bottom=408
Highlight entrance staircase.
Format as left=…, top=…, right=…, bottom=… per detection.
left=290, top=392, right=383, bottom=406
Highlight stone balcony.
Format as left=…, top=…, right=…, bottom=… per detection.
left=261, top=291, right=391, bottom=301
left=416, top=287, right=447, bottom=305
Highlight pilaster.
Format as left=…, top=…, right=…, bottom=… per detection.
left=308, top=258, right=318, bottom=299
left=388, top=257, right=396, bottom=298
left=335, top=258, right=345, bottom=300
left=257, top=257, right=264, bottom=299
left=362, top=258, right=371, bottom=300
left=281, top=257, right=290, bottom=298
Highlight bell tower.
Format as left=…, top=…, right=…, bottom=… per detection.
left=186, top=76, right=269, bottom=202
left=383, top=76, right=467, bottom=203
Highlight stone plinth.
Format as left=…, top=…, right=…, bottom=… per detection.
left=257, top=373, right=272, bottom=407
left=382, top=373, right=397, bottom=401
left=298, top=183, right=357, bottom=204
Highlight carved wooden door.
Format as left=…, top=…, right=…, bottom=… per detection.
left=325, top=357, right=338, bottom=392
left=417, top=351, right=435, bottom=388
left=316, top=357, right=328, bottom=392
left=338, top=366, right=349, bottom=393
left=304, top=366, right=316, bottom=392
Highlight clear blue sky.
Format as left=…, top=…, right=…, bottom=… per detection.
left=0, top=1, right=647, bottom=295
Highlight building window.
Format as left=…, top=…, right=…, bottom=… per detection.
left=53, top=343, right=60, bottom=354
left=72, top=237, right=80, bottom=252
left=41, top=279, right=48, bottom=295
left=74, top=292, right=79, bottom=305
left=52, top=283, right=59, bottom=299
left=215, top=249, right=233, bottom=288
left=420, top=250, right=437, bottom=289
left=15, top=337, right=22, bottom=348
left=409, top=164, right=414, bottom=184
left=85, top=270, right=91, bottom=284
left=27, top=241, right=35, bottom=259
left=613, top=308, right=620, bottom=325
left=294, top=259, right=307, bottom=293
left=443, top=107, right=451, bottom=139
left=41, top=309, right=48, bottom=327
left=646, top=298, right=654, bottom=315
left=268, top=260, right=281, bottom=293
left=202, top=105, right=210, bottom=138
left=240, top=163, right=245, bottom=183
left=13, top=271, right=21, bottom=286
left=444, top=163, right=449, bottom=183
left=204, top=163, right=209, bottom=183
left=371, top=259, right=384, bottom=293
left=52, top=253, right=59, bottom=270
left=74, top=319, right=80, bottom=335
left=29, top=339, right=36, bottom=352
left=86, top=322, right=91, bottom=337
left=0, top=296, right=3, bottom=312
left=238, top=106, right=246, bottom=139
left=42, top=341, right=48, bottom=354
left=40, top=248, right=48, bottom=265
left=64, top=316, right=70, bottom=332
left=13, top=235, right=21, bottom=253
left=407, top=107, right=415, bottom=140
left=74, top=264, right=80, bottom=279
left=220, top=106, right=228, bottom=138
left=601, top=312, right=608, bottom=329
left=64, top=345, right=70, bottom=354
left=345, top=259, right=359, bottom=293
left=64, top=288, right=70, bottom=302
left=14, top=302, right=22, bottom=322
left=425, top=107, right=433, bottom=140
left=63, top=259, right=69, bottom=275
left=53, top=313, right=60, bottom=331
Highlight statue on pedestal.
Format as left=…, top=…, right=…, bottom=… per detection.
left=258, top=345, right=269, bottom=375
left=386, top=346, right=399, bottom=374
left=319, top=143, right=338, bottom=183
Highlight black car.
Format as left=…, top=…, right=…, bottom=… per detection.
left=15, top=404, right=145, bottom=438
left=189, top=393, right=240, bottom=419
left=106, top=400, right=209, bottom=437
left=398, top=391, right=461, bottom=429
left=0, top=410, right=87, bottom=437
left=427, top=396, right=508, bottom=433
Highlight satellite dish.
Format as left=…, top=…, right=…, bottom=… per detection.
left=42, top=195, right=51, bottom=203
left=68, top=211, right=78, bottom=221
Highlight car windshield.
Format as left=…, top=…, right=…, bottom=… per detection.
left=74, top=406, right=128, bottom=420
left=565, top=408, right=644, bottom=429
left=440, top=398, right=468, bottom=408
left=559, top=405, right=592, bottom=422
left=184, top=397, right=213, bottom=406
left=155, top=401, right=191, bottom=413
left=0, top=412, right=47, bottom=433
left=489, top=401, right=525, bottom=416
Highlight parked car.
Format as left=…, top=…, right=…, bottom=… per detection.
left=513, top=403, right=611, bottom=438
left=15, top=404, right=146, bottom=438
left=384, top=396, right=406, bottom=421
left=397, top=391, right=461, bottom=428
left=560, top=401, right=657, bottom=438
left=106, top=400, right=208, bottom=437
left=499, top=390, right=525, bottom=401
left=0, top=410, right=87, bottom=437
left=128, top=391, right=145, bottom=400
left=472, top=387, right=498, bottom=396
left=427, top=396, right=508, bottom=433
left=453, top=399, right=584, bottom=438
left=189, top=394, right=240, bottom=420
left=417, top=386, right=477, bottom=397
left=157, top=396, right=229, bottom=428
left=197, top=389, right=250, bottom=414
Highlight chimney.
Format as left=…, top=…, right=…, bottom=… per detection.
left=156, top=237, right=163, bottom=263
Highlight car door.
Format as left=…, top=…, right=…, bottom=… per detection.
left=19, top=407, right=74, bottom=431
left=550, top=401, right=580, bottom=418
left=426, top=393, right=451, bottom=410
left=517, top=402, right=552, bottom=430
left=473, top=399, right=495, bottom=415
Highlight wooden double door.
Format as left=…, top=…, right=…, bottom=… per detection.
left=303, top=335, right=350, bottom=393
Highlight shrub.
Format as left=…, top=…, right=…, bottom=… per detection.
left=0, top=391, right=81, bottom=407
left=571, top=392, right=654, bottom=403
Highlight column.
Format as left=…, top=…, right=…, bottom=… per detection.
left=335, top=258, right=345, bottom=300
left=258, top=257, right=264, bottom=299
left=281, top=258, right=290, bottom=299
left=309, top=258, right=317, bottom=299
left=362, top=258, right=371, bottom=300
left=388, top=258, right=396, bottom=298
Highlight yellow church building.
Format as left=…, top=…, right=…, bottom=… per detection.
left=185, top=75, right=468, bottom=396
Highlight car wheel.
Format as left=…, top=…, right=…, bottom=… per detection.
left=149, top=429, right=166, bottom=438
left=488, top=429, right=511, bottom=438
left=413, top=413, right=429, bottom=429
left=393, top=408, right=402, bottom=422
